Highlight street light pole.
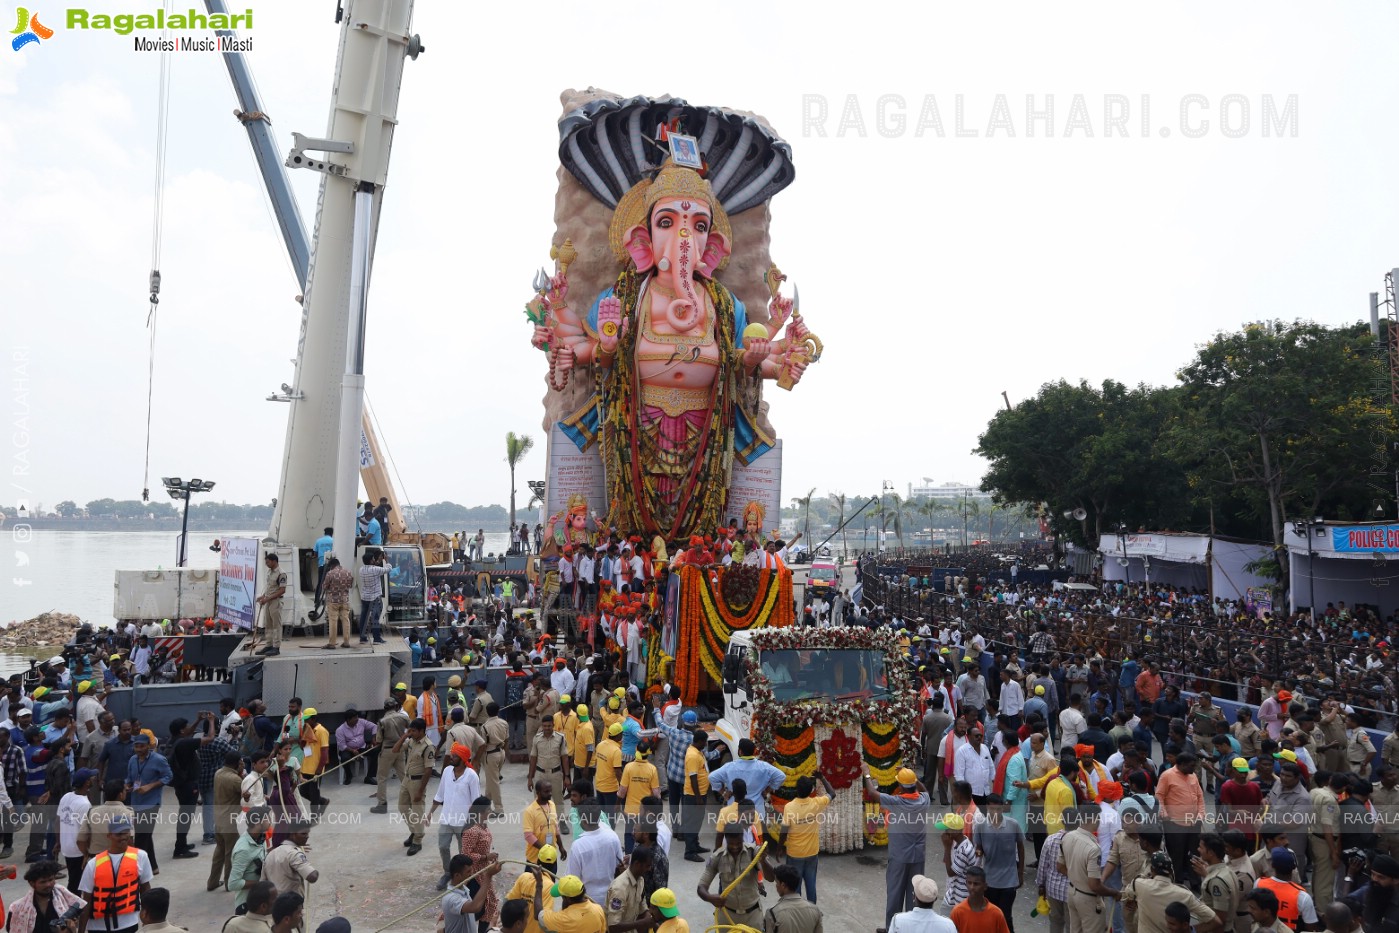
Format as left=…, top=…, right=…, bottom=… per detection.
left=162, top=477, right=216, bottom=568
left=1290, top=516, right=1322, bottom=619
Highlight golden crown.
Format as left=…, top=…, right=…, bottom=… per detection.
left=743, top=500, right=765, bottom=526
left=567, top=494, right=588, bottom=514
left=609, top=160, right=732, bottom=269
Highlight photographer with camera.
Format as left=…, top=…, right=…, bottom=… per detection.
left=6, top=858, right=80, bottom=933
left=1344, top=853, right=1399, bottom=933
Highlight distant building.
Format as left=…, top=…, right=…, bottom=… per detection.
left=399, top=503, right=428, bottom=522
left=907, top=480, right=991, bottom=502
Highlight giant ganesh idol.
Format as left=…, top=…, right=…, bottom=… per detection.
left=526, top=91, right=821, bottom=542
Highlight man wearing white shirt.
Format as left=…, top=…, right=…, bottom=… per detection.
left=551, top=660, right=576, bottom=696
left=427, top=745, right=482, bottom=891
left=566, top=802, right=624, bottom=903
left=1058, top=694, right=1089, bottom=753
left=998, top=670, right=1025, bottom=730
left=130, top=637, right=153, bottom=680
left=953, top=726, right=995, bottom=805
left=576, top=550, right=596, bottom=611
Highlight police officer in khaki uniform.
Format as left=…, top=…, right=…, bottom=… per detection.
left=444, top=706, right=484, bottom=765
left=529, top=715, right=570, bottom=833
left=765, top=863, right=824, bottom=933
left=468, top=679, right=494, bottom=728
left=1060, top=806, right=1118, bottom=933
left=255, top=553, right=287, bottom=657
left=523, top=674, right=553, bottom=744
left=371, top=697, right=410, bottom=812
left=698, top=829, right=765, bottom=930
left=393, top=717, right=434, bottom=855
left=481, top=702, right=510, bottom=817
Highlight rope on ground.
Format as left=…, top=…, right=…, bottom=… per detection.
left=371, top=858, right=545, bottom=933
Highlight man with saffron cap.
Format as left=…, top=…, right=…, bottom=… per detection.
left=866, top=766, right=932, bottom=928
left=429, top=743, right=481, bottom=891
left=1072, top=745, right=1109, bottom=803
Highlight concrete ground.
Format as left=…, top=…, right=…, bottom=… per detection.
left=4, top=757, right=1048, bottom=933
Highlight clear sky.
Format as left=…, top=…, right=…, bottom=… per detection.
left=4, top=2, right=1397, bottom=513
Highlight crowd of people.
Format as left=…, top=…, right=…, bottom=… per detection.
left=16, top=540, right=1399, bottom=932
left=860, top=550, right=1399, bottom=726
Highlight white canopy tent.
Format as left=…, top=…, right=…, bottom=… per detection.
left=1284, top=521, right=1399, bottom=618
left=1096, top=531, right=1273, bottom=602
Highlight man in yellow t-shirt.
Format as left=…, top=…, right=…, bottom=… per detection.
left=600, top=696, right=625, bottom=734
left=393, top=682, right=418, bottom=720
left=531, top=871, right=607, bottom=933
left=523, top=781, right=564, bottom=865
left=572, top=705, right=596, bottom=782
left=649, top=888, right=690, bottom=933
left=619, top=744, right=661, bottom=852
left=779, top=771, right=834, bottom=903
left=594, top=722, right=624, bottom=817
left=681, top=729, right=711, bottom=862
left=297, top=708, right=332, bottom=815
left=505, top=844, right=559, bottom=933
left=554, top=695, right=579, bottom=758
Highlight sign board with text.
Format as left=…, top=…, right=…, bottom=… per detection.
left=1332, top=524, right=1399, bottom=553
left=216, top=536, right=260, bottom=630
left=545, top=424, right=607, bottom=523
left=724, top=442, right=783, bottom=533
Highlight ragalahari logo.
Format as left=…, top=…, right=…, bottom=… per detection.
left=11, top=7, right=52, bottom=51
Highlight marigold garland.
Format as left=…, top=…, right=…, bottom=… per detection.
left=674, top=563, right=793, bottom=704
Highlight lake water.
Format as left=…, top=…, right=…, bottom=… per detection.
left=1, top=528, right=517, bottom=628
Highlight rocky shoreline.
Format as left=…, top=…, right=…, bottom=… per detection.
left=2, top=611, right=85, bottom=649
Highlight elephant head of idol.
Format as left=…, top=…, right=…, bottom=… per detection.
left=614, top=161, right=732, bottom=331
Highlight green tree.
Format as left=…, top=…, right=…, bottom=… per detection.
left=53, top=500, right=80, bottom=518
left=976, top=379, right=1192, bottom=550
left=791, top=487, right=817, bottom=545
left=1170, top=319, right=1395, bottom=579
left=504, top=432, right=535, bottom=534
left=828, top=492, right=848, bottom=555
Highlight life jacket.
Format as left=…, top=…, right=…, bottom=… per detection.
left=1256, top=877, right=1304, bottom=930
left=91, top=849, right=142, bottom=921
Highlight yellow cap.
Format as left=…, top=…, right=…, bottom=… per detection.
left=448, top=675, right=462, bottom=688
left=109, top=654, right=121, bottom=661
left=608, top=722, right=624, bottom=736
left=613, top=687, right=626, bottom=697
left=537, top=843, right=559, bottom=864
left=607, top=697, right=620, bottom=710
left=32, top=687, right=48, bottom=699
left=560, top=694, right=571, bottom=705
left=550, top=875, right=585, bottom=898
left=576, top=704, right=589, bottom=719
left=427, top=637, right=436, bottom=644
left=650, top=888, right=679, bottom=918
left=896, top=767, right=918, bottom=786
left=1034, top=685, right=1045, bottom=695
left=1231, top=757, right=1250, bottom=772
left=936, top=813, right=966, bottom=831
left=394, top=683, right=408, bottom=692
left=1273, top=749, right=1298, bottom=763
left=77, top=681, right=92, bottom=694
left=302, top=708, right=318, bottom=718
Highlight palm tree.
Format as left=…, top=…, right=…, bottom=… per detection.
left=829, top=491, right=848, bottom=557
left=791, top=486, right=817, bottom=547
left=986, top=501, right=1006, bottom=544
left=504, top=432, right=534, bottom=536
